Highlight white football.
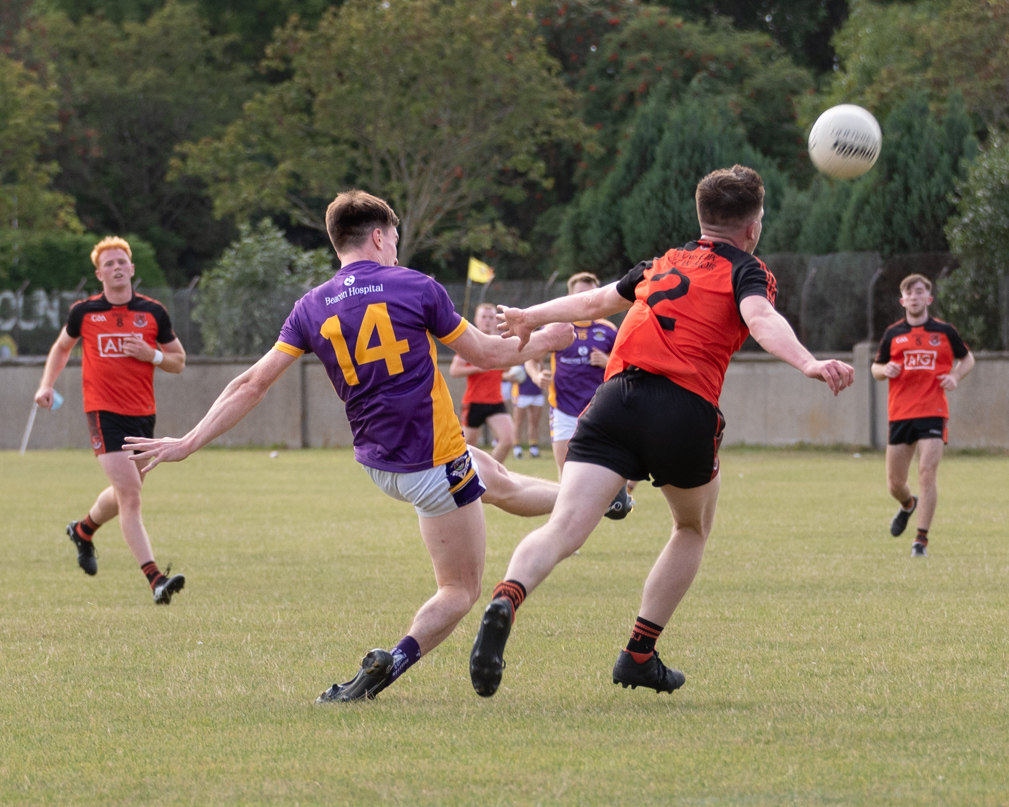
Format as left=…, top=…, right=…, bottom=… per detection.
left=808, top=104, right=882, bottom=179
left=507, top=365, right=527, bottom=384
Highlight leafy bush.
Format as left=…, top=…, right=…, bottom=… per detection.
left=194, top=220, right=334, bottom=356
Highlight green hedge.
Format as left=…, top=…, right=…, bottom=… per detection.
left=0, top=230, right=166, bottom=292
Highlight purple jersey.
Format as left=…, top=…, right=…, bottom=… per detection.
left=274, top=260, right=468, bottom=472
left=517, top=373, right=542, bottom=397
left=549, top=319, right=618, bottom=416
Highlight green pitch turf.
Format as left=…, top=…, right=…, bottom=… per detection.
left=1, top=448, right=1006, bottom=805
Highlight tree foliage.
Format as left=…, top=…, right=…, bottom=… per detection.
left=555, top=96, right=788, bottom=275
left=178, top=0, right=592, bottom=268
left=31, top=1, right=254, bottom=283
left=824, top=0, right=1009, bottom=132
left=943, top=132, right=1009, bottom=349
left=194, top=220, right=333, bottom=356
left=0, top=52, right=80, bottom=233
left=574, top=8, right=814, bottom=185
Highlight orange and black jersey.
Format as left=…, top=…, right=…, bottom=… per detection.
left=608, top=240, right=777, bottom=407
left=875, top=317, right=969, bottom=421
left=66, top=293, right=176, bottom=416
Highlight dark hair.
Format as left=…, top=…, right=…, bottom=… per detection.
left=325, top=190, right=400, bottom=252
left=695, top=165, right=765, bottom=226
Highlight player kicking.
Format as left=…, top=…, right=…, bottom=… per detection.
left=871, top=274, right=974, bottom=557
left=125, top=190, right=573, bottom=702
left=33, top=237, right=188, bottom=604
left=469, top=165, right=855, bottom=698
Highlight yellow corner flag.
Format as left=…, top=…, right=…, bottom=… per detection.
left=467, top=257, right=495, bottom=284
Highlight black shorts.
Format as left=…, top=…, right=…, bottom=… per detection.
left=888, top=417, right=947, bottom=445
left=86, top=411, right=156, bottom=456
left=565, top=368, right=725, bottom=489
left=462, top=401, right=508, bottom=428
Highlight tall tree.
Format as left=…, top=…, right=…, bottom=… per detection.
left=33, top=1, right=254, bottom=283
left=825, top=0, right=1009, bottom=132
left=656, top=0, right=849, bottom=74
left=0, top=52, right=80, bottom=236
left=943, top=132, right=1009, bottom=349
left=178, top=0, right=591, bottom=268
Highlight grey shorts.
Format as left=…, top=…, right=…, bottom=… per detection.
left=365, top=450, right=486, bottom=517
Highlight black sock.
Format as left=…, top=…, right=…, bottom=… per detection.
left=141, top=561, right=165, bottom=588
left=492, top=580, right=527, bottom=614
left=76, top=514, right=100, bottom=540
left=625, top=616, right=663, bottom=659
left=915, top=528, right=928, bottom=545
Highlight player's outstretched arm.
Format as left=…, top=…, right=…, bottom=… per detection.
left=124, top=349, right=299, bottom=471
left=498, top=283, right=631, bottom=347
left=740, top=296, right=854, bottom=395
left=451, top=320, right=574, bottom=370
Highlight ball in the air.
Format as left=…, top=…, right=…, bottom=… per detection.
left=508, top=365, right=527, bottom=384
left=808, top=104, right=882, bottom=179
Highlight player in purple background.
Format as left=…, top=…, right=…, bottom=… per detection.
left=525, top=272, right=618, bottom=477
left=511, top=369, right=545, bottom=459
left=126, top=190, right=573, bottom=703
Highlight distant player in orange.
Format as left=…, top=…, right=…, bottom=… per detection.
left=33, top=236, right=188, bottom=603
left=871, top=274, right=974, bottom=557
left=450, top=303, right=516, bottom=463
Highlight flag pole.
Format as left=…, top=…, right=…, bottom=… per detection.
left=463, top=278, right=473, bottom=321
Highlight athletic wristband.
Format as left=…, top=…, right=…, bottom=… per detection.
left=152, top=349, right=164, bottom=366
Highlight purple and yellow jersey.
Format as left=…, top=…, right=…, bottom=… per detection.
left=549, top=319, right=618, bottom=416
left=274, top=260, right=468, bottom=472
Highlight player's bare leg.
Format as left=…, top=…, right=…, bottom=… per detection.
left=409, top=500, right=486, bottom=652
left=89, top=485, right=119, bottom=524
left=470, top=462, right=624, bottom=697
left=611, top=475, right=719, bottom=694
left=97, top=451, right=155, bottom=565
left=97, top=451, right=184, bottom=602
left=471, top=446, right=557, bottom=517
left=486, top=413, right=515, bottom=464
left=885, top=443, right=916, bottom=506
left=526, top=405, right=542, bottom=457
left=886, top=443, right=919, bottom=538
left=915, top=439, right=943, bottom=531
left=638, top=477, right=720, bottom=626
left=512, top=405, right=527, bottom=458
left=552, top=438, right=570, bottom=478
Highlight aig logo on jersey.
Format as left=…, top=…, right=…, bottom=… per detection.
left=904, top=350, right=937, bottom=371
left=97, top=333, right=135, bottom=357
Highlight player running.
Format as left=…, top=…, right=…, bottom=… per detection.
left=871, top=274, right=974, bottom=557
left=469, top=165, right=855, bottom=698
left=125, top=190, right=573, bottom=702
left=33, top=236, right=188, bottom=604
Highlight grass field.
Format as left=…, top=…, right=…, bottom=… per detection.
left=1, top=447, right=1007, bottom=806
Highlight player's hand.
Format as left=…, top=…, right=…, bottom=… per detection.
left=589, top=348, right=608, bottom=368
left=497, top=306, right=533, bottom=348
left=121, top=333, right=155, bottom=363
left=938, top=373, right=958, bottom=390
left=805, top=359, right=855, bottom=395
left=883, top=361, right=902, bottom=379
left=536, top=369, right=553, bottom=390
left=34, top=387, right=55, bottom=409
left=123, top=435, right=191, bottom=473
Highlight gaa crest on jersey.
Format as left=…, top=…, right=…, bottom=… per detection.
left=90, top=314, right=107, bottom=322
left=133, top=313, right=148, bottom=328
left=97, top=333, right=133, bottom=357
left=904, top=350, right=937, bottom=371
left=344, top=275, right=356, bottom=286
left=930, top=335, right=941, bottom=346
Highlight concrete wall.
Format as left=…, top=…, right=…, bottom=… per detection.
left=4, top=349, right=1007, bottom=452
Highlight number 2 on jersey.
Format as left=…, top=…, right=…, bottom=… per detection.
left=320, top=303, right=410, bottom=385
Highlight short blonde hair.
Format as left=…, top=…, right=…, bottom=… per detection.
left=900, top=273, right=932, bottom=295
left=474, top=302, right=496, bottom=316
left=567, top=272, right=600, bottom=293
left=91, top=236, right=132, bottom=268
